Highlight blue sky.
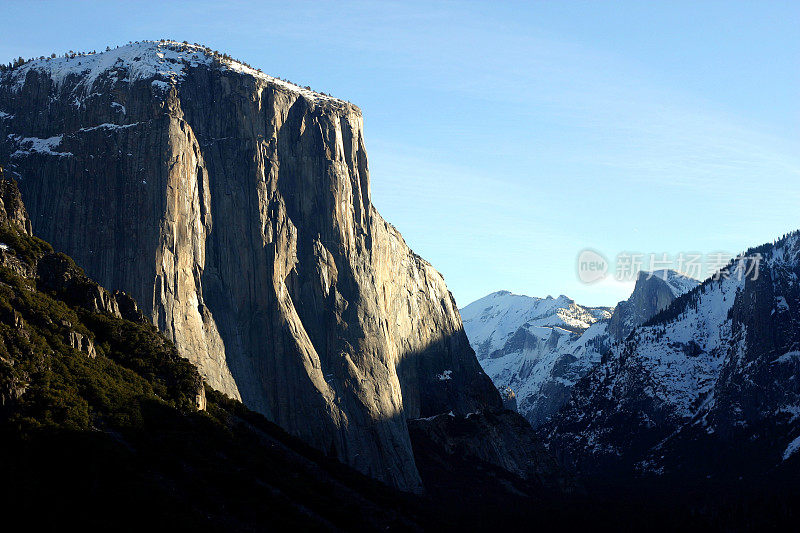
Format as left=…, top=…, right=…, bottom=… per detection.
left=2, top=1, right=798, bottom=306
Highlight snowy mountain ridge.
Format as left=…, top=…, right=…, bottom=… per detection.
left=461, top=291, right=611, bottom=360
left=545, top=231, right=800, bottom=481
left=462, top=270, right=698, bottom=427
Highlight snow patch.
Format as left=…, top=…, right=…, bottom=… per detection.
left=8, top=134, right=72, bottom=157
left=79, top=122, right=139, bottom=132
left=776, top=351, right=800, bottom=364
left=151, top=79, right=172, bottom=92
left=777, top=405, right=800, bottom=422
left=783, top=435, right=800, bottom=461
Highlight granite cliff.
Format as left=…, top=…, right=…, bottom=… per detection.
left=0, top=171, right=442, bottom=529
left=607, top=269, right=699, bottom=341
left=0, top=41, right=516, bottom=491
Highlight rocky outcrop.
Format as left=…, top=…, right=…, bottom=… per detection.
left=499, top=385, right=518, bottom=411
left=113, top=289, right=146, bottom=323
left=607, top=269, right=698, bottom=341
left=37, top=253, right=123, bottom=316
left=0, top=171, right=36, bottom=277
left=0, top=42, right=512, bottom=491
left=68, top=330, right=96, bottom=358
left=0, top=167, right=31, bottom=235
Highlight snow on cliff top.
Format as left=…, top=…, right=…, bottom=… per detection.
left=3, top=40, right=344, bottom=104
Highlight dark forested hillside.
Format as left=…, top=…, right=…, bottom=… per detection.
left=2, top=160, right=800, bottom=531
left=0, top=170, right=439, bottom=531
left=0, top=168, right=578, bottom=531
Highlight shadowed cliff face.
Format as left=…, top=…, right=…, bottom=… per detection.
left=0, top=42, right=503, bottom=491
left=608, top=270, right=699, bottom=341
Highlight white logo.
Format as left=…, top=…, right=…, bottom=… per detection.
left=577, top=249, right=608, bottom=284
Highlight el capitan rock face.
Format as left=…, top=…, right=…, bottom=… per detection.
left=0, top=41, right=505, bottom=491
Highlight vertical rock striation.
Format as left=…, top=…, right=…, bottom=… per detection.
left=0, top=42, right=505, bottom=491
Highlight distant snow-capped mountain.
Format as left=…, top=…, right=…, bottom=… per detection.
left=543, top=231, right=800, bottom=483
left=462, top=270, right=698, bottom=427
left=461, top=292, right=612, bottom=360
